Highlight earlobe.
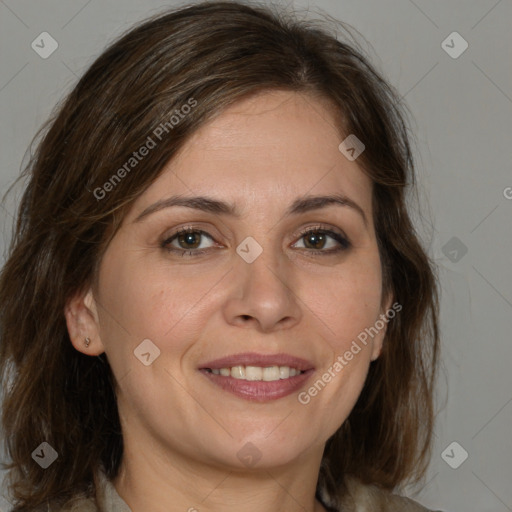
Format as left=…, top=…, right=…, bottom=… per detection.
left=382, top=290, right=394, bottom=315
left=371, top=293, right=394, bottom=361
left=64, top=287, right=104, bottom=356
left=370, top=341, right=383, bottom=361
left=370, top=326, right=386, bottom=361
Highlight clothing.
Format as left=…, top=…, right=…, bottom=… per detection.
left=317, top=475, right=442, bottom=512
left=51, top=467, right=442, bottom=512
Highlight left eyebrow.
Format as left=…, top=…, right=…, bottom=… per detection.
left=133, top=193, right=368, bottom=228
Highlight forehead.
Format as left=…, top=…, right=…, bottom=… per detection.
left=127, top=90, right=373, bottom=221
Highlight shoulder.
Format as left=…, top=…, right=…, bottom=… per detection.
left=346, top=478, right=438, bottom=511
left=321, top=476, right=444, bottom=512
left=40, top=493, right=99, bottom=512
left=58, top=497, right=98, bottom=512
left=29, top=467, right=117, bottom=512
left=26, top=495, right=98, bottom=512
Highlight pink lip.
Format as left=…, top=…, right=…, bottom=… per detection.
left=199, top=368, right=315, bottom=402
left=197, top=352, right=316, bottom=402
left=198, top=352, right=315, bottom=371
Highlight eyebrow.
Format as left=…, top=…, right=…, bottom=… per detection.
left=133, top=193, right=368, bottom=227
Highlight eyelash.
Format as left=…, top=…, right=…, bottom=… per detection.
left=160, top=225, right=351, bottom=258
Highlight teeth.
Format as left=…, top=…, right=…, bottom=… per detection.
left=263, top=366, right=280, bottom=381
left=231, top=366, right=245, bottom=379
left=245, top=366, right=263, bottom=381
left=208, top=365, right=303, bottom=381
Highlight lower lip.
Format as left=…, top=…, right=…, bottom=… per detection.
left=199, top=369, right=314, bottom=402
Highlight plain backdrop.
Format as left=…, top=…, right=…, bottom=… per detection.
left=0, top=1, right=511, bottom=511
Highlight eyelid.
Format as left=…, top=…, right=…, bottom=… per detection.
left=161, top=224, right=221, bottom=244
left=295, top=224, right=348, bottom=241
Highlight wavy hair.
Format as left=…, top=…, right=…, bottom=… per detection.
left=0, top=1, right=439, bottom=510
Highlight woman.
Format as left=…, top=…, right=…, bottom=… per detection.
left=0, top=2, right=442, bottom=511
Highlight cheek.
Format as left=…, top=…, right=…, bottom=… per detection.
left=308, top=253, right=383, bottom=349
left=96, top=246, right=225, bottom=357
left=299, top=258, right=383, bottom=429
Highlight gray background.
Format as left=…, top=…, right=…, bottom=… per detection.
left=0, top=1, right=511, bottom=511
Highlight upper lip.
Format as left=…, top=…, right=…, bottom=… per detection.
left=199, top=352, right=315, bottom=371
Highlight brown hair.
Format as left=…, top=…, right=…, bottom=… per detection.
left=0, top=1, right=439, bottom=510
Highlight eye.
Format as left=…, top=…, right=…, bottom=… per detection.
left=292, top=227, right=351, bottom=254
left=161, top=225, right=351, bottom=258
left=161, top=227, right=216, bottom=256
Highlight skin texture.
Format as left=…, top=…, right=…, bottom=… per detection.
left=65, top=90, right=392, bottom=512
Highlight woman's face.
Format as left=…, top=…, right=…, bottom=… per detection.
left=73, top=90, right=391, bottom=470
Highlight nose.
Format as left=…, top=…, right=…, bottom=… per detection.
left=222, top=248, right=303, bottom=333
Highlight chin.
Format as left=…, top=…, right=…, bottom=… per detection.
left=204, top=432, right=316, bottom=471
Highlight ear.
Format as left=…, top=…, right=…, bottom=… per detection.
left=370, top=291, right=394, bottom=362
left=64, top=287, right=105, bottom=356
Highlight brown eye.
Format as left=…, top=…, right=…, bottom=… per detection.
left=293, top=228, right=350, bottom=254
left=161, top=228, right=216, bottom=256
left=303, top=231, right=327, bottom=250
left=176, top=231, right=202, bottom=249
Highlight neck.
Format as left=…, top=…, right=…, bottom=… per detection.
left=113, top=429, right=328, bottom=512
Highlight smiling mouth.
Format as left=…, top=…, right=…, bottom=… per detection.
left=199, top=366, right=314, bottom=402
left=203, top=365, right=304, bottom=381
left=198, top=352, right=315, bottom=401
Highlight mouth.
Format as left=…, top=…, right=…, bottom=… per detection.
left=198, top=352, right=315, bottom=402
